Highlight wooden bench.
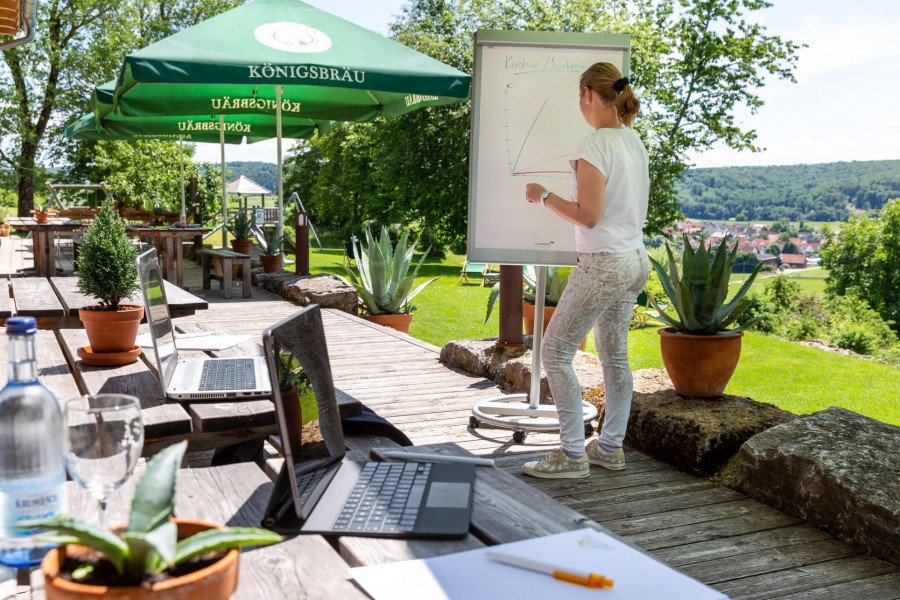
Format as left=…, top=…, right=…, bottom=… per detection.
left=200, top=248, right=252, bottom=299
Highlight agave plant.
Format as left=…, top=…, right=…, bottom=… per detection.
left=649, top=234, right=762, bottom=335
left=484, top=265, right=573, bottom=323
left=25, top=441, right=280, bottom=584
left=228, top=211, right=254, bottom=241
left=261, top=229, right=286, bottom=256
left=342, top=226, right=438, bottom=315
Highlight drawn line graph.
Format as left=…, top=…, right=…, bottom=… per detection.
left=503, top=82, right=572, bottom=179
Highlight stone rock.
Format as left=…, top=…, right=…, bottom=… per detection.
left=280, top=274, right=358, bottom=315
left=735, top=407, right=900, bottom=565
left=497, top=350, right=603, bottom=404
left=623, top=386, right=795, bottom=476
left=439, top=339, right=527, bottom=379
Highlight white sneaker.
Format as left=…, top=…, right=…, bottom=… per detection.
left=585, top=440, right=626, bottom=470
left=522, top=447, right=589, bottom=479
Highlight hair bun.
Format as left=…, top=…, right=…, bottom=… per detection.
left=613, top=77, right=630, bottom=92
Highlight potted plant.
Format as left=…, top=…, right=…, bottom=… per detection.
left=260, top=229, right=285, bottom=274
left=32, top=203, right=59, bottom=224
left=649, top=234, right=762, bottom=397
left=29, top=441, right=281, bottom=599
left=76, top=200, right=144, bottom=362
left=228, top=211, right=254, bottom=256
left=485, top=266, right=586, bottom=350
left=341, top=226, right=438, bottom=334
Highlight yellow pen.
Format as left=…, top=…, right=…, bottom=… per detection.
left=485, top=550, right=614, bottom=589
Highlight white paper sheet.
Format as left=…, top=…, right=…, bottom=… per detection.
left=135, top=332, right=250, bottom=351
left=349, top=528, right=728, bottom=600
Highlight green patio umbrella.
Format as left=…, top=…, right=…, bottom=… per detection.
left=67, top=83, right=333, bottom=240
left=108, top=0, right=471, bottom=245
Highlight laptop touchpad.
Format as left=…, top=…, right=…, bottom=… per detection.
left=426, top=482, right=471, bottom=508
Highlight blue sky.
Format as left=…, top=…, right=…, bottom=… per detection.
left=194, top=0, right=900, bottom=169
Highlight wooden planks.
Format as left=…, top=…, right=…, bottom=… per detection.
left=176, top=463, right=367, bottom=599
left=50, top=276, right=207, bottom=317
left=10, top=277, right=64, bottom=317
left=0, top=278, right=11, bottom=319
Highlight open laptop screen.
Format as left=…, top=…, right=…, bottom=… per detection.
left=136, top=248, right=178, bottom=387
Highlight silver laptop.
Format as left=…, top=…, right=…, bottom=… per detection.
left=136, top=248, right=271, bottom=401
left=261, top=305, right=475, bottom=538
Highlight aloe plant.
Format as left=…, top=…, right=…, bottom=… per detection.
left=649, top=234, right=762, bottom=335
left=484, top=266, right=573, bottom=323
left=261, top=229, right=285, bottom=256
left=342, top=226, right=438, bottom=315
left=228, top=211, right=254, bottom=241
left=25, top=441, right=280, bottom=584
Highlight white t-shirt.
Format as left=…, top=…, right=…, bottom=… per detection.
left=568, top=127, right=649, bottom=253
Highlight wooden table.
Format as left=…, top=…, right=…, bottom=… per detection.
left=5, top=276, right=207, bottom=327
left=127, top=225, right=211, bottom=288
left=1, top=320, right=361, bottom=456
left=2, top=440, right=616, bottom=599
left=8, top=217, right=83, bottom=276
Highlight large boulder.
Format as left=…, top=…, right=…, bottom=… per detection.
left=279, top=274, right=358, bottom=315
left=439, top=339, right=527, bottom=380
left=620, top=377, right=795, bottom=476
left=735, top=407, right=900, bottom=565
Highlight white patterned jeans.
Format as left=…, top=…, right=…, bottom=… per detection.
left=541, top=248, right=649, bottom=455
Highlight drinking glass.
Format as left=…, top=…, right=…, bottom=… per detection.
left=64, top=394, right=144, bottom=525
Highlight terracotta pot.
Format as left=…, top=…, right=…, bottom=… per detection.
left=658, top=328, right=743, bottom=398
left=0, top=225, right=9, bottom=237
left=260, top=255, right=282, bottom=273
left=79, top=304, right=144, bottom=353
left=41, top=519, right=239, bottom=600
left=230, top=239, right=253, bottom=256
left=32, top=209, right=57, bottom=223
left=212, top=259, right=240, bottom=279
left=361, top=312, right=413, bottom=334
left=522, top=303, right=587, bottom=351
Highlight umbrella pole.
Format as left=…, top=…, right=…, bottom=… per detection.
left=220, top=114, right=227, bottom=248
left=179, top=136, right=186, bottom=224
left=276, top=84, right=284, bottom=253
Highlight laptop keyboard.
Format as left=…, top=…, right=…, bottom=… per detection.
left=296, top=467, right=328, bottom=507
left=198, top=358, right=256, bottom=391
left=333, top=462, right=432, bottom=533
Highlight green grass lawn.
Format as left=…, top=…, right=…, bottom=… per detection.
left=295, top=246, right=898, bottom=426
left=730, top=266, right=829, bottom=296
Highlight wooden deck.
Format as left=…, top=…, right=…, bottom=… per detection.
left=5, top=235, right=900, bottom=598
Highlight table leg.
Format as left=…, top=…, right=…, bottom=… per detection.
left=202, top=254, right=211, bottom=290
left=164, top=236, right=176, bottom=283
left=222, top=258, right=233, bottom=299
left=175, top=237, right=184, bottom=288
left=242, top=258, right=251, bottom=298
left=47, top=231, right=57, bottom=275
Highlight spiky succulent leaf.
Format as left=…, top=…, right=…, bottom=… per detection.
left=716, top=262, right=763, bottom=326
left=129, top=441, right=186, bottom=534
left=485, top=283, right=501, bottom=323
left=647, top=293, right=684, bottom=330
left=122, top=521, right=177, bottom=578
left=389, top=231, right=411, bottom=297
left=173, top=527, right=282, bottom=566
left=403, top=277, right=439, bottom=309
left=649, top=255, right=680, bottom=315
left=25, top=517, right=128, bottom=574
left=546, top=268, right=573, bottom=305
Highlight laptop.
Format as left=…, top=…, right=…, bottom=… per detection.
left=261, top=305, right=475, bottom=538
left=136, top=248, right=271, bottom=401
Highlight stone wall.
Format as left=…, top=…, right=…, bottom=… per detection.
left=254, top=272, right=358, bottom=315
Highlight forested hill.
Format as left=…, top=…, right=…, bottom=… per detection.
left=226, top=159, right=900, bottom=222
left=676, top=160, right=900, bottom=221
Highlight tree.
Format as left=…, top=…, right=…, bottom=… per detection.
left=0, top=0, right=242, bottom=216
left=92, top=140, right=193, bottom=210
left=821, top=198, right=900, bottom=331
left=733, top=251, right=759, bottom=274
left=781, top=241, right=800, bottom=254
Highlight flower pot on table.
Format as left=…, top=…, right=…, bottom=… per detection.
left=41, top=519, right=239, bottom=600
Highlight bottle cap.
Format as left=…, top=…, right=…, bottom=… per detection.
left=6, top=316, right=37, bottom=335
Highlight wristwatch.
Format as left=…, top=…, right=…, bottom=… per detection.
left=539, top=191, right=551, bottom=206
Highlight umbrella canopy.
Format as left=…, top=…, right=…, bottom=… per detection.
left=112, top=0, right=470, bottom=121
left=104, top=0, right=471, bottom=249
left=227, top=175, right=271, bottom=196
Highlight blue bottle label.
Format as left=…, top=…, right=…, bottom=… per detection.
left=0, top=482, right=67, bottom=537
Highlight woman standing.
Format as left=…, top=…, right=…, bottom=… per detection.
left=521, top=62, right=649, bottom=479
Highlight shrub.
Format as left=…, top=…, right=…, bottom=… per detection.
left=765, top=274, right=801, bottom=313
left=784, top=316, right=821, bottom=341
left=76, top=200, right=138, bottom=310
left=737, top=290, right=781, bottom=333
left=826, top=294, right=897, bottom=354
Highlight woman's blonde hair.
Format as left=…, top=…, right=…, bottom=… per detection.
left=580, top=62, right=640, bottom=127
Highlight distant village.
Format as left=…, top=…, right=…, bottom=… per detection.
left=664, top=220, right=824, bottom=270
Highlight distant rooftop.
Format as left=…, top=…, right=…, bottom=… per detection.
left=226, top=175, right=271, bottom=196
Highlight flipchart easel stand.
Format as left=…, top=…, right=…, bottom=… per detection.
left=470, top=265, right=598, bottom=443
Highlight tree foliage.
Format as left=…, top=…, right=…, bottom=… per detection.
left=0, top=0, right=241, bottom=215
left=821, top=198, right=900, bottom=331
left=286, top=0, right=798, bottom=248
left=677, top=160, right=900, bottom=221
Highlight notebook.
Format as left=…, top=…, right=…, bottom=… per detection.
left=261, top=305, right=475, bottom=538
left=136, top=248, right=271, bottom=401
